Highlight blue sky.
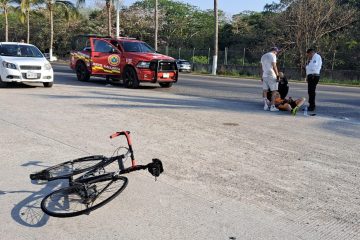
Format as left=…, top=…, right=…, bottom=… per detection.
left=86, top=1, right=279, bottom=15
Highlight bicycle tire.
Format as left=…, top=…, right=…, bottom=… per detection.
left=41, top=174, right=128, bottom=218
left=30, top=155, right=107, bottom=181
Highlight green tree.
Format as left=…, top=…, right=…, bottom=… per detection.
left=128, top=0, right=221, bottom=49
left=15, top=0, right=42, bottom=43
left=276, top=0, right=357, bottom=68
left=41, top=0, right=78, bottom=60
left=0, top=0, right=16, bottom=41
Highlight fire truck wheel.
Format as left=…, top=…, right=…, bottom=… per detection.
left=76, top=62, right=90, bottom=82
left=123, top=67, right=139, bottom=89
left=159, top=82, right=173, bottom=88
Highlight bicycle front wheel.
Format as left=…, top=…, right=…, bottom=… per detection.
left=41, top=174, right=128, bottom=217
left=30, top=155, right=107, bottom=181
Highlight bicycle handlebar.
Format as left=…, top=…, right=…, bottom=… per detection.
left=109, top=130, right=136, bottom=167
left=110, top=131, right=130, bottom=139
left=119, top=159, right=164, bottom=178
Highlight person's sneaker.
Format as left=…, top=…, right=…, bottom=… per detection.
left=270, top=105, right=279, bottom=112
left=291, top=106, right=299, bottom=116
left=264, top=103, right=269, bottom=111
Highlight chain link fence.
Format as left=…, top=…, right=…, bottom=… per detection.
left=158, top=47, right=360, bottom=82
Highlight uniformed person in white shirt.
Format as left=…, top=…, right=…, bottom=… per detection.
left=305, top=48, right=322, bottom=111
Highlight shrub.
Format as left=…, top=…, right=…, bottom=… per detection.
left=193, top=56, right=209, bottom=64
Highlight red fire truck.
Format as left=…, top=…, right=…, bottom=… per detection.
left=70, top=35, right=178, bottom=88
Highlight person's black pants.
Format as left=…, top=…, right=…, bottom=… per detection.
left=307, top=74, right=320, bottom=109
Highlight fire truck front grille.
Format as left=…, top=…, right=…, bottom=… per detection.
left=158, top=61, right=177, bottom=71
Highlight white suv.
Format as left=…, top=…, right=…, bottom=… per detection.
left=0, top=42, right=54, bottom=88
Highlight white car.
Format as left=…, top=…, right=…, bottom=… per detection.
left=0, top=42, right=54, bottom=88
left=176, top=59, right=192, bottom=72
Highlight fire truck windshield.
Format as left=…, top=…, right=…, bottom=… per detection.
left=121, top=41, right=155, bottom=53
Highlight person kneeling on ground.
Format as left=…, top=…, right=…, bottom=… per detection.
left=278, top=72, right=288, bottom=99
left=273, top=92, right=305, bottom=116
left=266, top=71, right=289, bottom=104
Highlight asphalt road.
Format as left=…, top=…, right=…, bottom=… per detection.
left=53, top=63, right=360, bottom=123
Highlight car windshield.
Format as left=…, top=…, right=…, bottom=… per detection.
left=0, top=44, right=43, bottom=58
left=120, top=41, right=155, bottom=53
left=178, top=61, right=190, bottom=64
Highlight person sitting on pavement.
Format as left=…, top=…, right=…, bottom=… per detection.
left=273, top=92, right=305, bottom=116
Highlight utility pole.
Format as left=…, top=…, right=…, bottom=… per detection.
left=212, top=0, right=218, bottom=75
left=154, top=0, right=158, bottom=51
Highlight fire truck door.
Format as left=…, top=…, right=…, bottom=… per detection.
left=91, top=38, right=121, bottom=75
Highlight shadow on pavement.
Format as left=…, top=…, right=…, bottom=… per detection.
left=4, top=161, right=68, bottom=227
left=6, top=180, right=65, bottom=227
left=0, top=82, right=36, bottom=89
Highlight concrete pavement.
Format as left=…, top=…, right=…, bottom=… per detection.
left=0, top=78, right=359, bottom=239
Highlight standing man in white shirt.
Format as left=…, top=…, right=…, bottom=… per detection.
left=305, top=48, right=322, bottom=111
left=260, top=47, right=280, bottom=111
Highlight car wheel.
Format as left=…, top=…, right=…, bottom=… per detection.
left=159, top=82, right=173, bottom=88
left=43, top=82, right=53, bottom=88
left=76, top=62, right=90, bottom=82
left=123, top=67, right=139, bottom=89
left=0, top=77, right=9, bottom=88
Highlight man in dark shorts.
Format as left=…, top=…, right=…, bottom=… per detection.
left=273, top=92, right=305, bottom=116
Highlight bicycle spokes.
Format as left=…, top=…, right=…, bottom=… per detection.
left=41, top=176, right=128, bottom=217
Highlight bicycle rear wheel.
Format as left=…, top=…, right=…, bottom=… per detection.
left=30, top=155, right=107, bottom=181
left=41, top=174, right=128, bottom=217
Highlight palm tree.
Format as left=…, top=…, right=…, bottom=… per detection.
left=16, top=0, right=40, bottom=43
left=41, top=0, right=78, bottom=60
left=105, top=0, right=114, bottom=36
left=154, top=0, right=158, bottom=51
left=0, top=0, right=15, bottom=41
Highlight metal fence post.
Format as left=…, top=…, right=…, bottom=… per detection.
left=242, top=48, right=245, bottom=66
left=208, top=48, right=211, bottom=64
left=331, top=50, right=336, bottom=80
left=224, top=47, right=228, bottom=65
